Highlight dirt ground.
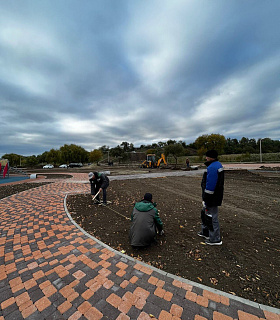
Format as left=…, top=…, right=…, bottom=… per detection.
left=0, top=182, right=52, bottom=200
left=1, top=169, right=279, bottom=308
left=67, top=170, right=280, bottom=308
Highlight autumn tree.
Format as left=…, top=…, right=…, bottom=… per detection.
left=89, top=149, right=103, bottom=165
left=99, top=145, right=110, bottom=153
left=146, top=149, right=156, bottom=155
left=195, top=134, right=226, bottom=157
left=120, top=142, right=134, bottom=152
left=37, top=151, right=49, bottom=164
left=164, top=143, right=185, bottom=168
left=1, top=153, right=21, bottom=166
left=158, top=141, right=167, bottom=148
left=25, top=155, right=39, bottom=167
left=59, top=144, right=89, bottom=164
left=46, top=149, right=60, bottom=164
left=258, top=138, right=280, bottom=153
left=224, top=138, right=239, bottom=154
left=110, top=145, right=123, bottom=158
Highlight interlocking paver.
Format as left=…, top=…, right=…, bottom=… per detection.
left=1, top=297, right=15, bottom=309
left=186, top=290, right=198, bottom=302
left=197, top=295, right=209, bottom=307
left=155, top=286, right=166, bottom=298
left=170, top=303, right=183, bottom=317
left=34, top=296, right=51, bottom=312
left=263, top=310, right=280, bottom=320
left=21, top=303, right=37, bottom=318
left=0, top=173, right=279, bottom=320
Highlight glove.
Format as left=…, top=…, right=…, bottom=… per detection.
left=159, top=230, right=164, bottom=236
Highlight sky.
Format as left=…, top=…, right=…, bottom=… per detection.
left=1, top=0, right=280, bottom=157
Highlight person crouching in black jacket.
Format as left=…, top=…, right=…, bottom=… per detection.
left=88, top=171, right=109, bottom=206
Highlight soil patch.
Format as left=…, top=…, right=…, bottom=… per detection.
left=258, top=166, right=280, bottom=171
left=37, top=174, right=73, bottom=179
left=0, top=182, right=52, bottom=200
left=67, top=170, right=280, bottom=308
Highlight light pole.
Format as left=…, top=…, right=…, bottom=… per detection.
left=259, top=139, right=262, bottom=163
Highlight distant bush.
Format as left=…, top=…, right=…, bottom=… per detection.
left=219, top=153, right=280, bottom=163
left=174, top=153, right=280, bottom=165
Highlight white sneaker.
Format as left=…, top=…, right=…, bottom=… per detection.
left=205, top=240, right=222, bottom=246
left=197, top=232, right=209, bottom=240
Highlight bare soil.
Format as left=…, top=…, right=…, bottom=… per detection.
left=67, top=170, right=280, bottom=308
left=0, top=182, right=52, bottom=200
left=1, top=170, right=279, bottom=307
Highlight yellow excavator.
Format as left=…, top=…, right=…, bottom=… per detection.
left=140, top=153, right=167, bottom=168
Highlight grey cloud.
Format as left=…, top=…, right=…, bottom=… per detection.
left=0, top=1, right=280, bottom=157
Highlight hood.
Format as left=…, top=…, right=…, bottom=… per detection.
left=135, top=200, right=155, bottom=212
left=93, top=172, right=99, bottom=178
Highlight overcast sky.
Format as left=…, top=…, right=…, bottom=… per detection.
left=1, top=1, right=280, bottom=157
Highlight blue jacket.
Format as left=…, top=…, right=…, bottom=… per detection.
left=201, top=160, right=224, bottom=206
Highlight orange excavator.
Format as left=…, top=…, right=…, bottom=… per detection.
left=140, top=154, right=167, bottom=168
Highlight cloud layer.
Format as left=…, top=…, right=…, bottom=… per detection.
left=1, top=0, right=280, bottom=156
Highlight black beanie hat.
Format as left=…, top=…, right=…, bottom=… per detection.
left=144, top=193, right=153, bottom=202
left=206, top=150, right=218, bottom=159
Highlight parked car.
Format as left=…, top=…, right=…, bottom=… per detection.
left=43, top=164, right=54, bottom=169
left=68, top=163, right=83, bottom=168
left=59, top=164, right=67, bottom=168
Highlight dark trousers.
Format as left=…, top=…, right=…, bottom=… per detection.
left=91, top=183, right=107, bottom=203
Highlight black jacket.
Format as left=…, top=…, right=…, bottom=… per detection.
left=90, top=172, right=109, bottom=189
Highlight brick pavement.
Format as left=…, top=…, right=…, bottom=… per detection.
left=0, top=174, right=279, bottom=320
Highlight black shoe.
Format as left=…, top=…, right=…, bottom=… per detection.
left=99, top=202, right=107, bottom=206
left=197, top=232, right=209, bottom=240
left=205, top=239, right=222, bottom=246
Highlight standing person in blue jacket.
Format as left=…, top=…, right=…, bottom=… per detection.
left=130, top=193, right=164, bottom=247
left=198, top=150, right=224, bottom=245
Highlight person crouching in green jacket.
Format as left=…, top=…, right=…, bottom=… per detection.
left=130, top=193, right=164, bottom=247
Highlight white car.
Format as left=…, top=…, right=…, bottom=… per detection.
left=59, top=164, right=68, bottom=168
left=43, top=164, right=54, bottom=169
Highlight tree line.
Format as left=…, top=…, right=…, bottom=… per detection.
left=2, top=135, right=280, bottom=167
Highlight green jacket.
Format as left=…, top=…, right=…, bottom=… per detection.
left=130, top=200, right=163, bottom=247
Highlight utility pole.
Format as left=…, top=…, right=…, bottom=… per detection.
left=259, top=139, right=262, bottom=163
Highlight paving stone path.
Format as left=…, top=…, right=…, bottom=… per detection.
left=0, top=173, right=279, bottom=320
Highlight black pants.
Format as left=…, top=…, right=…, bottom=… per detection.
left=91, top=183, right=107, bottom=203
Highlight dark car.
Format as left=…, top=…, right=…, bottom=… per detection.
left=68, top=163, right=83, bottom=168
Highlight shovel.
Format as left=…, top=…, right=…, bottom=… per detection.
left=92, top=190, right=100, bottom=202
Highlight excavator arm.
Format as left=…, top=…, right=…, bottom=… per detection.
left=157, top=154, right=167, bottom=167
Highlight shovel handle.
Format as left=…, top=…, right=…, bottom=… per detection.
left=92, top=190, right=101, bottom=201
